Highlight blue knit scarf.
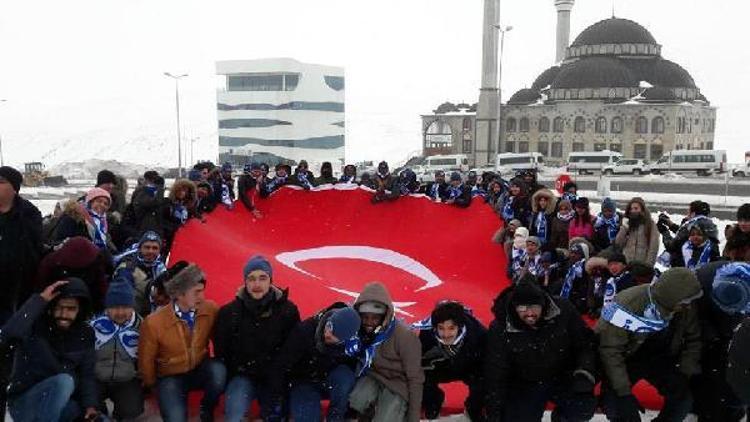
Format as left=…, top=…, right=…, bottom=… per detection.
left=428, top=183, right=441, bottom=199
left=296, top=172, right=314, bottom=190
left=447, top=185, right=464, bottom=200
left=682, top=240, right=713, bottom=270
left=535, top=212, right=548, bottom=244
left=595, top=213, right=620, bottom=242
left=90, top=313, right=139, bottom=359
left=560, top=259, right=584, bottom=299
left=601, top=286, right=668, bottom=333
left=345, top=317, right=396, bottom=377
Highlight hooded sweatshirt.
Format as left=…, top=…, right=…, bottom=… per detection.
left=596, top=268, right=703, bottom=396
left=354, top=283, right=424, bottom=422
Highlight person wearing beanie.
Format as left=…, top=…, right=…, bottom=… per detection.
left=349, top=282, right=423, bottom=422
left=269, top=303, right=361, bottom=421
left=560, top=181, right=578, bottom=204
left=51, top=187, right=114, bottom=252
left=214, top=255, right=300, bottom=422
left=516, top=236, right=544, bottom=284
left=485, top=279, right=597, bottom=421
left=500, top=177, right=531, bottom=225
left=560, top=240, right=593, bottom=314
left=597, top=267, right=703, bottom=422
left=659, top=200, right=720, bottom=256
left=687, top=261, right=750, bottom=421
left=138, top=263, right=226, bottom=421
left=722, top=203, right=750, bottom=261
left=508, top=227, right=530, bottom=279
left=445, top=171, right=472, bottom=208
left=413, top=301, right=487, bottom=420
left=593, top=197, right=624, bottom=252
left=593, top=252, right=636, bottom=312
left=113, top=230, right=168, bottom=316
left=95, top=170, right=117, bottom=192
left=128, top=170, right=166, bottom=238
left=2, top=278, right=99, bottom=421
left=371, top=161, right=401, bottom=204
left=420, top=169, right=448, bottom=201
left=206, top=166, right=235, bottom=211
left=529, top=188, right=556, bottom=247
left=671, top=223, right=721, bottom=270
left=260, top=163, right=290, bottom=198
left=614, top=197, right=661, bottom=266
left=90, top=279, right=144, bottom=420
left=237, top=162, right=264, bottom=218
left=549, top=198, right=575, bottom=251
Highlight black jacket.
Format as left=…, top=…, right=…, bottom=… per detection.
left=213, top=286, right=300, bottom=381
left=446, top=184, right=472, bottom=208
left=269, top=303, right=356, bottom=398
left=420, top=182, right=448, bottom=201
left=127, top=184, right=165, bottom=236
left=0, top=280, right=97, bottom=408
left=419, top=312, right=486, bottom=384
left=484, top=287, right=596, bottom=419
left=0, top=195, right=43, bottom=311
left=237, top=175, right=259, bottom=212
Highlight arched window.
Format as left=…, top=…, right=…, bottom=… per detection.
left=553, top=117, right=564, bottom=133
left=635, top=116, right=648, bottom=134
left=506, top=118, right=517, bottom=133
left=463, top=117, right=472, bottom=131
left=539, top=117, right=550, bottom=133
left=611, top=117, right=623, bottom=134
left=595, top=117, right=607, bottom=134
left=652, top=116, right=665, bottom=134
left=519, top=117, right=530, bottom=132
left=425, top=120, right=453, bottom=148
left=574, top=116, right=586, bottom=133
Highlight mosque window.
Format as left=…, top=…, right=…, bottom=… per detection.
left=652, top=117, right=665, bottom=134
left=574, top=117, right=586, bottom=133
left=518, top=141, right=529, bottom=153
left=595, top=117, right=607, bottom=134
left=651, top=144, right=663, bottom=159
left=505, top=141, right=516, bottom=153
left=706, top=142, right=713, bottom=149
left=462, top=139, right=472, bottom=153
left=611, top=117, right=623, bottom=133
left=551, top=142, right=563, bottom=157
left=519, top=118, right=530, bottom=132
left=506, top=118, right=517, bottom=132
left=539, top=117, right=550, bottom=133
left=610, top=143, right=622, bottom=153
left=538, top=142, right=549, bottom=155
left=635, top=117, right=648, bottom=134
left=553, top=117, right=564, bottom=133
left=594, top=143, right=607, bottom=151
left=634, top=144, right=647, bottom=159
left=463, top=117, right=472, bottom=131
left=572, top=142, right=585, bottom=152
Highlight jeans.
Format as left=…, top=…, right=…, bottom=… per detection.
left=349, top=375, right=408, bottom=422
left=157, top=358, right=227, bottom=422
left=504, top=378, right=596, bottom=422
left=8, top=373, right=81, bottom=422
left=289, top=364, right=356, bottom=422
left=224, top=375, right=272, bottom=422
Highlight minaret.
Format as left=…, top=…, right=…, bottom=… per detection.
left=474, top=0, right=500, bottom=167
left=555, top=0, right=575, bottom=63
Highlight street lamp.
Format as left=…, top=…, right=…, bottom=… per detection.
left=493, top=25, right=513, bottom=158
left=164, top=72, right=188, bottom=178
left=0, top=99, right=7, bottom=167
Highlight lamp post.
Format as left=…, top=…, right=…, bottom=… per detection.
left=164, top=72, right=188, bottom=178
left=0, top=99, right=7, bottom=167
left=493, top=25, right=513, bottom=158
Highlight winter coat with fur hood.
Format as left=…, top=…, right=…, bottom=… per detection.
left=529, top=188, right=556, bottom=245
left=51, top=200, right=116, bottom=253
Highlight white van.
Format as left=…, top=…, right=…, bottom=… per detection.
left=650, top=149, right=727, bottom=176
left=495, top=153, right=546, bottom=174
left=566, top=150, right=623, bottom=174
left=422, top=154, right=470, bottom=174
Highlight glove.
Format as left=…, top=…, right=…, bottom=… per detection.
left=571, top=371, right=595, bottom=394
left=615, top=394, right=643, bottom=421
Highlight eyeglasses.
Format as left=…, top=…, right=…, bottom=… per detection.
left=515, top=305, right=542, bottom=313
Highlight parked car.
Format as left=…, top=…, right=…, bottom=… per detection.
left=602, top=159, right=649, bottom=175
left=733, top=162, right=750, bottom=177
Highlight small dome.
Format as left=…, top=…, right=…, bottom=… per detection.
left=571, top=18, right=658, bottom=47
left=456, top=102, right=471, bottom=110
left=434, top=102, right=459, bottom=114
left=648, top=59, right=696, bottom=88
left=639, top=87, right=679, bottom=103
left=508, top=88, right=542, bottom=105
left=552, top=57, right=638, bottom=89
left=531, top=66, right=561, bottom=90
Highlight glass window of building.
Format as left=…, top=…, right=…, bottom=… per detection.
left=506, top=118, right=517, bottom=132
left=650, top=144, right=663, bottom=160
left=519, top=118, right=530, bottom=132
left=595, top=117, right=607, bottom=134
left=611, top=117, right=623, bottom=134
left=539, top=117, right=550, bottom=133
left=462, top=139, right=472, bottom=153
left=572, top=142, right=585, bottom=152
left=635, top=117, right=648, bottom=134
left=553, top=117, right=564, bottom=133
left=538, top=141, right=549, bottom=155
left=594, top=143, right=607, bottom=151
left=463, top=118, right=472, bottom=131
left=551, top=142, right=563, bottom=157
left=518, top=141, right=529, bottom=153
left=574, top=117, right=586, bottom=133
left=652, top=117, right=665, bottom=134
left=610, top=143, right=622, bottom=152
left=634, top=144, right=647, bottom=158
left=505, top=141, right=516, bottom=153
left=227, top=73, right=302, bottom=92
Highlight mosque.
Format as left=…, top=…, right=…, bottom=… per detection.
left=422, top=0, right=717, bottom=166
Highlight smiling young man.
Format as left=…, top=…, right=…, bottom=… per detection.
left=485, top=279, right=597, bottom=422
left=114, top=230, right=168, bottom=315
left=138, top=263, right=226, bottom=422
left=1, top=278, right=99, bottom=422
left=213, top=255, right=300, bottom=422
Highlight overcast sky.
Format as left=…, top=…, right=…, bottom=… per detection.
left=0, top=0, right=747, bottom=167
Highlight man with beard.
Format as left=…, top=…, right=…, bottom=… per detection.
left=114, top=231, right=168, bottom=316
left=270, top=304, right=361, bottom=421
left=348, top=282, right=424, bottom=422
left=1, top=278, right=99, bottom=421
left=421, top=170, right=449, bottom=201
left=238, top=162, right=264, bottom=218
left=371, top=161, right=402, bottom=204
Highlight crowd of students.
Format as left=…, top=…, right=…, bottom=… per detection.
left=0, top=161, right=750, bottom=422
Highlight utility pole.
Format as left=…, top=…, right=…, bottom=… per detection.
left=164, top=72, right=188, bottom=178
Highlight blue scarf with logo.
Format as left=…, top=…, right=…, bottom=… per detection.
left=345, top=316, right=396, bottom=377
left=603, top=271, right=630, bottom=307
left=86, top=206, right=108, bottom=250
left=595, top=213, right=620, bottom=242
left=562, top=192, right=578, bottom=203
left=296, top=172, right=314, bottom=190
left=682, top=240, right=713, bottom=270
left=502, top=196, right=515, bottom=221
left=90, top=313, right=140, bottom=359
left=447, top=185, right=464, bottom=200
left=173, top=203, right=188, bottom=224
left=174, top=302, right=196, bottom=331
left=601, top=285, right=668, bottom=333
left=560, top=259, right=584, bottom=299
left=535, top=212, right=548, bottom=244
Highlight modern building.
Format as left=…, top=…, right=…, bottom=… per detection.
left=216, top=58, right=345, bottom=169
left=422, top=2, right=716, bottom=166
